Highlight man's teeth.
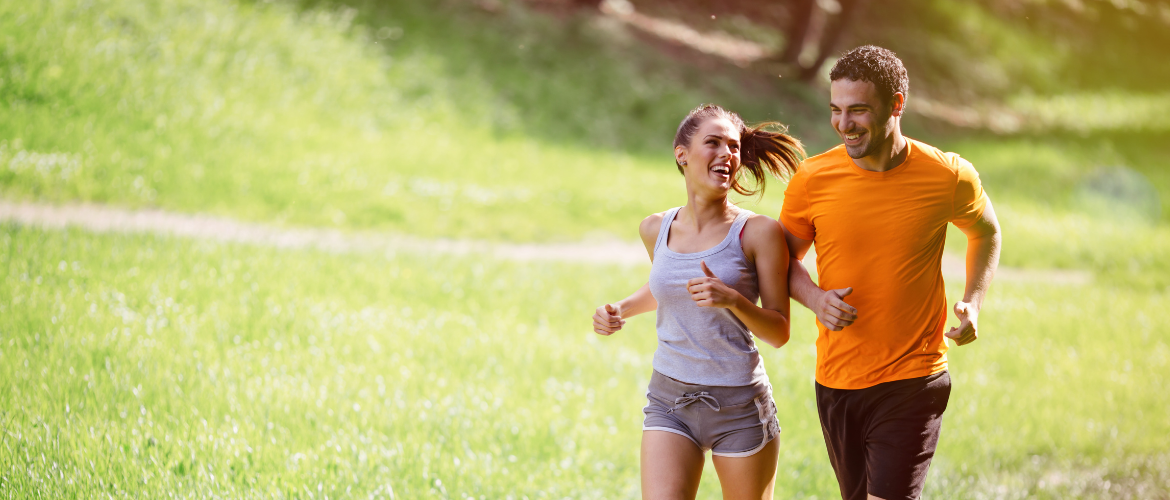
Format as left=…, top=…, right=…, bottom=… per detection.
left=845, top=133, right=860, bottom=140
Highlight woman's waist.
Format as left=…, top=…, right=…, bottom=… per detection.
left=656, top=313, right=754, bottom=342
left=648, top=368, right=769, bottom=406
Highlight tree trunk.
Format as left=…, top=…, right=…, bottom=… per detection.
left=800, top=0, right=870, bottom=81
left=777, top=0, right=817, bottom=64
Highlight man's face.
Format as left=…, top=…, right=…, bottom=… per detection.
left=829, top=79, right=898, bottom=159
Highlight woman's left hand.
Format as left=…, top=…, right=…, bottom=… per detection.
left=688, top=260, right=740, bottom=309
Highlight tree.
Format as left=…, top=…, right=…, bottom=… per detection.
left=771, top=0, right=873, bottom=81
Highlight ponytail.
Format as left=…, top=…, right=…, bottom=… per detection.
left=736, top=122, right=804, bottom=197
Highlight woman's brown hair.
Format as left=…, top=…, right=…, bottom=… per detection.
left=673, top=104, right=805, bottom=197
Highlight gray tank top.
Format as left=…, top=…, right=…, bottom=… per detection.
left=648, top=207, right=767, bottom=387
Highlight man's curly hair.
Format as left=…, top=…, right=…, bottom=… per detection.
left=829, top=45, right=909, bottom=111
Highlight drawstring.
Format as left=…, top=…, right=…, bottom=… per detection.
left=668, top=391, right=721, bottom=413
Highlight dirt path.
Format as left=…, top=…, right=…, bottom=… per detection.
left=0, top=199, right=1090, bottom=284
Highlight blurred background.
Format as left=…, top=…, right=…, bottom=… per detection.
left=1, top=0, right=1168, bottom=497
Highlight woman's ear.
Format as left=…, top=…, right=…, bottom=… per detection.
left=675, top=146, right=688, bottom=167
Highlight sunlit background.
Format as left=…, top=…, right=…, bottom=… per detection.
left=1, top=0, right=1168, bottom=497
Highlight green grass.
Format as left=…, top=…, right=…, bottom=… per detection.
left=936, top=135, right=1170, bottom=290
left=3, top=0, right=1170, bottom=497
left=0, top=0, right=817, bottom=243
left=1, top=226, right=1168, bottom=498
left=4, top=0, right=1169, bottom=290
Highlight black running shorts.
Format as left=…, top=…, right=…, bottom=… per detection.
left=815, top=371, right=951, bottom=500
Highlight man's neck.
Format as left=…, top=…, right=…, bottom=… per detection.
left=852, top=131, right=908, bottom=173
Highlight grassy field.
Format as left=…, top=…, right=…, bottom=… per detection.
left=1, top=227, right=1168, bottom=498
left=2, top=0, right=1169, bottom=498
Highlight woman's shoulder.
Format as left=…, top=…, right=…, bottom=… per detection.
left=638, top=210, right=670, bottom=244
left=637, top=209, right=676, bottom=255
left=742, top=213, right=783, bottom=236
left=740, top=213, right=787, bottom=254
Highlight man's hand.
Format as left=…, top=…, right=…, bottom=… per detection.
left=945, top=301, right=979, bottom=346
left=687, top=261, right=740, bottom=308
left=592, top=303, right=625, bottom=336
left=814, top=287, right=858, bottom=331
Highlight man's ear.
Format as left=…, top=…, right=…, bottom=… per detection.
left=890, top=92, right=906, bottom=117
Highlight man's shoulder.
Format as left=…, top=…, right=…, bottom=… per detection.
left=797, top=145, right=851, bottom=177
left=908, top=138, right=972, bottom=174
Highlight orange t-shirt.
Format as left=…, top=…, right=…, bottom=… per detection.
left=781, top=139, right=988, bottom=390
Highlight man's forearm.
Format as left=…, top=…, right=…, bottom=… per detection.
left=964, top=231, right=1001, bottom=308
left=788, top=257, right=825, bottom=309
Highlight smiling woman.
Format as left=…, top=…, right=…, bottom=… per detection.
left=591, top=104, right=804, bottom=500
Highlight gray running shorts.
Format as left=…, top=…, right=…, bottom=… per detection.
left=642, top=370, right=780, bottom=457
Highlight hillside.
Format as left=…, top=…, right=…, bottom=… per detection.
left=1, top=0, right=1168, bottom=287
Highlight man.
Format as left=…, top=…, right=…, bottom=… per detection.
left=781, top=46, right=1001, bottom=500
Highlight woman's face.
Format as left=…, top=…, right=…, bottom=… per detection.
left=676, top=117, right=741, bottom=195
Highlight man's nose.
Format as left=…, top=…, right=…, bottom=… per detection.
left=837, top=115, right=852, bottom=133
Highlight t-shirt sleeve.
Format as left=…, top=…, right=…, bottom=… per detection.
left=950, top=154, right=988, bottom=228
left=780, top=169, right=815, bottom=241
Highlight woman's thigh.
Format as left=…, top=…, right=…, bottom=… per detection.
left=641, top=430, right=705, bottom=500
left=710, top=437, right=779, bottom=500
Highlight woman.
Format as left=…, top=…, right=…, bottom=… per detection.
left=592, top=104, right=803, bottom=499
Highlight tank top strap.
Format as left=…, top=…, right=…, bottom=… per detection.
left=728, top=209, right=754, bottom=246
left=654, top=207, right=683, bottom=254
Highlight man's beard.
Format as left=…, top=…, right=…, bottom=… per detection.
left=844, top=139, right=878, bottom=159
left=844, top=115, right=892, bottom=159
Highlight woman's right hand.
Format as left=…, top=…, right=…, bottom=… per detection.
left=593, top=303, right=626, bottom=336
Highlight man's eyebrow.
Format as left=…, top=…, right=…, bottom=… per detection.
left=829, top=102, right=872, bottom=109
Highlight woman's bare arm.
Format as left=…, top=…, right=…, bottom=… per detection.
left=592, top=213, right=664, bottom=336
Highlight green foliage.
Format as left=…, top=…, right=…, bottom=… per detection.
left=854, top=0, right=1170, bottom=98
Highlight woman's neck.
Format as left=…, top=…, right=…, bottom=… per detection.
left=679, top=192, right=736, bottom=230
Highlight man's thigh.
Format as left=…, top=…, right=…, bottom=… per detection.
left=865, top=371, right=952, bottom=500
left=816, top=382, right=869, bottom=500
